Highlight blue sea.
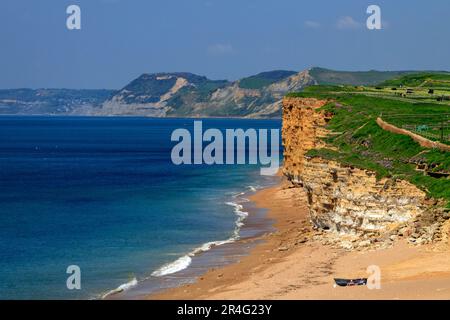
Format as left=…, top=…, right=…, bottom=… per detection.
left=0, top=116, right=281, bottom=299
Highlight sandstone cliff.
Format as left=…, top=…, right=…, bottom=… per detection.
left=282, top=97, right=445, bottom=249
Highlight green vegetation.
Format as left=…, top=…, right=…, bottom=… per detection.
left=287, top=73, right=450, bottom=206
left=238, top=70, right=296, bottom=89
left=380, top=72, right=450, bottom=89
left=309, top=67, right=416, bottom=86
left=123, top=73, right=229, bottom=104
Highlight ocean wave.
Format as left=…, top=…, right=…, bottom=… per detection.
left=231, top=185, right=258, bottom=198
left=151, top=198, right=250, bottom=278
left=225, top=201, right=248, bottom=230
left=102, top=185, right=261, bottom=297
left=101, top=278, right=138, bottom=299
left=151, top=255, right=192, bottom=277
left=232, top=191, right=246, bottom=198
left=150, top=238, right=238, bottom=278
left=100, top=189, right=256, bottom=298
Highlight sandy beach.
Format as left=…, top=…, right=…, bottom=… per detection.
left=149, top=178, right=450, bottom=300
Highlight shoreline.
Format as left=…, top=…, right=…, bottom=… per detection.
left=148, top=178, right=450, bottom=300
left=147, top=178, right=316, bottom=299
left=109, top=181, right=278, bottom=300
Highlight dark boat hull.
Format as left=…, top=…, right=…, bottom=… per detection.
left=334, top=278, right=368, bottom=287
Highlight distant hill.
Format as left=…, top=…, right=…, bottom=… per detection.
left=97, top=70, right=315, bottom=118
left=0, top=89, right=114, bottom=115
left=1, top=68, right=448, bottom=118
left=379, top=72, right=450, bottom=88
left=238, top=70, right=297, bottom=89
left=309, top=67, right=416, bottom=86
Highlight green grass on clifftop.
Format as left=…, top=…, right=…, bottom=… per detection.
left=309, top=67, right=415, bottom=86
left=380, top=72, right=450, bottom=89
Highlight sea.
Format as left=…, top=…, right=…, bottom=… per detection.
left=0, top=116, right=281, bottom=299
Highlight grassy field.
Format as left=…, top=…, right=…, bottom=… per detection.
left=380, top=72, right=450, bottom=89
left=287, top=73, right=450, bottom=207
left=309, top=67, right=416, bottom=86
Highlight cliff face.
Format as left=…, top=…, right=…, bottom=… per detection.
left=282, top=97, right=436, bottom=246
left=300, top=158, right=427, bottom=235
left=282, top=97, right=330, bottom=179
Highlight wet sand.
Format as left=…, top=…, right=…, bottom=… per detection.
left=148, top=179, right=450, bottom=300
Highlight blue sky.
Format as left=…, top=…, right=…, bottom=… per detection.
left=1, top=0, right=450, bottom=89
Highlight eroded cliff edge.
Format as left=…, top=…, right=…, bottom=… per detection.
left=282, top=97, right=446, bottom=250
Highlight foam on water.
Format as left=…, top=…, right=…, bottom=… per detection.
left=149, top=196, right=250, bottom=279
left=103, top=191, right=253, bottom=297
left=150, top=255, right=193, bottom=277
left=101, top=278, right=138, bottom=299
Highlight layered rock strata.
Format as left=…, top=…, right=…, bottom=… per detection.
left=282, top=97, right=444, bottom=248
